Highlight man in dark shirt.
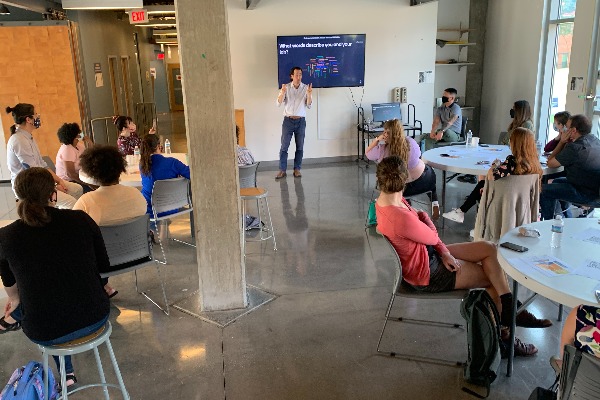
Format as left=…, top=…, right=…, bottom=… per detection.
left=541, top=114, right=600, bottom=220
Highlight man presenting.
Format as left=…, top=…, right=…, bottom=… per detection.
left=423, top=88, right=462, bottom=151
left=541, top=114, right=600, bottom=220
left=275, top=67, right=312, bottom=179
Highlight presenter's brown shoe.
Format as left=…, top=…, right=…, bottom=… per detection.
left=275, top=171, right=287, bottom=179
left=293, top=169, right=302, bottom=178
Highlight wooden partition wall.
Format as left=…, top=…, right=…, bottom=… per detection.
left=0, top=23, right=82, bottom=161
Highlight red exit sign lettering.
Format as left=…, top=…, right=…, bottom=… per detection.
left=129, top=10, right=148, bottom=24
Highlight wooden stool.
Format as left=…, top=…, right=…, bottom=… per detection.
left=38, top=321, right=129, bottom=400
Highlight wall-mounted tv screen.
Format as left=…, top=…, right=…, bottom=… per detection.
left=372, top=103, right=402, bottom=123
left=277, top=34, right=366, bottom=88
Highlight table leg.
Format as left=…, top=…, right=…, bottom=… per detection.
left=507, top=280, right=519, bottom=377
left=441, top=170, right=447, bottom=230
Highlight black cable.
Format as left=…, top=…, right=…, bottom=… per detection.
left=349, top=86, right=365, bottom=109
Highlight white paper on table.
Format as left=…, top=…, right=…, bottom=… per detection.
left=509, top=255, right=574, bottom=278
left=572, top=259, right=600, bottom=281
left=571, top=228, right=600, bottom=245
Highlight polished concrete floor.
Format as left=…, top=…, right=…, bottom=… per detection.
left=0, top=159, right=571, bottom=399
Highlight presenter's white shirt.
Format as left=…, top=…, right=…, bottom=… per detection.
left=276, top=82, right=311, bottom=117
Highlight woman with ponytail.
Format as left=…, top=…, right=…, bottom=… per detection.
left=139, top=134, right=190, bottom=217
left=114, top=115, right=155, bottom=156
left=365, top=118, right=440, bottom=218
left=0, top=167, right=110, bottom=388
left=5, top=103, right=83, bottom=208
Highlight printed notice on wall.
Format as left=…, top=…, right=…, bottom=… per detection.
left=418, top=70, right=434, bottom=84
left=569, top=76, right=584, bottom=92
left=95, top=72, right=104, bottom=88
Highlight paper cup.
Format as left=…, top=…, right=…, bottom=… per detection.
left=471, top=137, right=480, bottom=147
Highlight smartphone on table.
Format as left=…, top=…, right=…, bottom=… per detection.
left=499, top=242, right=529, bottom=252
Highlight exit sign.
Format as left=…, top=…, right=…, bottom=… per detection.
left=129, top=9, right=148, bottom=24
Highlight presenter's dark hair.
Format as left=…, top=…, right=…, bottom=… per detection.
left=140, top=134, right=161, bottom=175
left=5, top=103, right=35, bottom=134
left=14, top=167, right=55, bottom=227
left=112, top=115, right=133, bottom=133
left=569, top=114, right=592, bottom=135
left=376, top=155, right=408, bottom=194
left=289, top=66, right=302, bottom=80
left=79, top=145, right=126, bottom=186
left=444, top=88, right=457, bottom=96
left=57, top=122, right=81, bottom=145
left=554, top=111, right=571, bottom=126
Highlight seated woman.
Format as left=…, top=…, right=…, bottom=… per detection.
left=55, top=122, right=95, bottom=193
left=550, top=305, right=600, bottom=373
left=140, top=134, right=190, bottom=217
left=443, top=127, right=543, bottom=224
left=365, top=119, right=440, bottom=218
left=114, top=115, right=156, bottom=156
left=73, top=145, right=148, bottom=297
left=0, top=167, right=110, bottom=388
left=501, top=99, right=534, bottom=146
left=375, top=156, right=550, bottom=355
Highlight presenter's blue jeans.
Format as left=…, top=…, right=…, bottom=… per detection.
left=279, top=116, right=306, bottom=171
left=11, top=306, right=109, bottom=374
left=540, top=177, right=596, bottom=220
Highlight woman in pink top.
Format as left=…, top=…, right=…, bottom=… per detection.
left=375, top=156, right=549, bottom=356
left=365, top=119, right=439, bottom=218
left=55, top=122, right=94, bottom=193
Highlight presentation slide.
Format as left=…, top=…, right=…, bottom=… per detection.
left=277, top=34, right=366, bottom=88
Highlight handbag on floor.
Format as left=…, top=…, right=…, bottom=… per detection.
left=0, top=361, right=58, bottom=400
left=366, top=200, right=377, bottom=226
left=527, top=375, right=559, bottom=400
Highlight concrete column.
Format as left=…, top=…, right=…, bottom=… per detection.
left=175, top=0, right=247, bottom=311
left=465, top=0, right=488, bottom=136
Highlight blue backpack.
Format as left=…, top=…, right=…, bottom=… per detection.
left=0, top=361, right=58, bottom=400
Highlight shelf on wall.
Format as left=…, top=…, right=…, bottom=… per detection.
left=435, top=62, right=475, bottom=71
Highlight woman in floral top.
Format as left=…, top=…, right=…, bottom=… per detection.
left=114, top=115, right=155, bottom=155
left=551, top=305, right=600, bottom=372
left=443, top=127, right=543, bottom=223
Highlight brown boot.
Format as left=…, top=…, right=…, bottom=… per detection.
left=275, top=171, right=287, bottom=179
left=293, top=169, right=302, bottom=178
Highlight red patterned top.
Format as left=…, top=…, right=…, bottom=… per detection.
left=117, top=132, right=141, bottom=156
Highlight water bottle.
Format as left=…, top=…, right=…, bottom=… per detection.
left=164, top=139, right=172, bottom=154
left=466, top=130, right=473, bottom=148
left=551, top=215, right=564, bottom=248
left=536, top=140, right=543, bottom=156
left=133, top=145, right=140, bottom=164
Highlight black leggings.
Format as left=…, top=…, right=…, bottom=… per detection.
left=404, top=164, right=438, bottom=201
left=460, top=180, right=485, bottom=213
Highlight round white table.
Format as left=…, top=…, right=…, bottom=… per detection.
left=497, top=218, right=600, bottom=376
left=80, top=153, right=188, bottom=188
left=421, top=145, right=563, bottom=223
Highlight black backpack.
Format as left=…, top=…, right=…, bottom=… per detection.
left=460, top=290, right=502, bottom=399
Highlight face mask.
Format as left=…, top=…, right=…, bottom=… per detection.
left=33, top=116, right=41, bottom=129
left=79, top=132, right=84, bottom=139
left=441, top=96, right=449, bottom=104
left=553, top=124, right=559, bottom=132
left=509, top=109, right=515, bottom=119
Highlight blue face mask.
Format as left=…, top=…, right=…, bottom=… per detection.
left=553, top=124, right=559, bottom=132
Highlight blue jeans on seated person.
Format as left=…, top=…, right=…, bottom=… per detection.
left=540, top=177, right=596, bottom=220
left=279, top=117, right=306, bottom=171
left=11, top=306, right=109, bottom=374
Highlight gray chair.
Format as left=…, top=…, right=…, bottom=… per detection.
left=151, top=177, right=196, bottom=264
left=498, top=131, right=508, bottom=145
left=377, top=235, right=468, bottom=366
left=239, top=162, right=260, bottom=188
left=99, top=215, right=170, bottom=315
left=559, top=344, right=600, bottom=400
left=42, top=156, right=56, bottom=173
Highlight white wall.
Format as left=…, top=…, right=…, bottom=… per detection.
left=227, top=0, right=438, bottom=163
left=480, top=0, right=545, bottom=144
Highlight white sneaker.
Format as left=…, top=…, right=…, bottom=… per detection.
left=442, top=208, right=464, bottom=223
left=431, top=201, right=440, bottom=219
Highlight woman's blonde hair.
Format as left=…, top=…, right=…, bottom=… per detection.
left=384, top=119, right=409, bottom=164
left=509, top=128, right=543, bottom=180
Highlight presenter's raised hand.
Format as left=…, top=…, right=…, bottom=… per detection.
left=281, top=84, right=287, bottom=94
left=307, top=83, right=313, bottom=94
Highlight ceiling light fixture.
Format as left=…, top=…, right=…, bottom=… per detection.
left=155, top=38, right=178, bottom=45
left=135, top=22, right=176, bottom=27
left=62, top=0, right=143, bottom=10
left=0, top=3, right=10, bottom=15
left=153, top=29, right=177, bottom=36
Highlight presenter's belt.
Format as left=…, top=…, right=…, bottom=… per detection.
left=285, top=116, right=303, bottom=120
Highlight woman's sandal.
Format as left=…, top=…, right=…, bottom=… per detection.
left=0, top=316, right=21, bottom=334
left=58, top=373, right=78, bottom=393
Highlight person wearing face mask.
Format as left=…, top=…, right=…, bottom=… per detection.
left=5, top=103, right=82, bottom=209
left=423, top=88, right=462, bottom=151
left=541, top=114, right=600, bottom=220
left=544, top=111, right=571, bottom=153
left=114, top=115, right=156, bottom=156
left=501, top=100, right=534, bottom=146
